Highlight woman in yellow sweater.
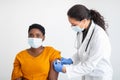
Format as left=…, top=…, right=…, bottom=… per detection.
left=11, top=24, right=61, bottom=80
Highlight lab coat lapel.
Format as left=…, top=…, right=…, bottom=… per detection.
left=76, top=32, right=83, bottom=49
left=78, top=21, right=95, bottom=57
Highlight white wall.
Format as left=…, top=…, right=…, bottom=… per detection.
left=0, top=0, right=120, bottom=80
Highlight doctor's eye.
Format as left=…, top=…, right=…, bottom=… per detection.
left=71, top=24, right=76, bottom=26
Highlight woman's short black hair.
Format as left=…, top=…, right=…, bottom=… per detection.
left=28, top=23, right=45, bottom=36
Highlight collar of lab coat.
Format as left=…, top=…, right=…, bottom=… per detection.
left=77, top=21, right=95, bottom=51
left=84, top=21, right=95, bottom=41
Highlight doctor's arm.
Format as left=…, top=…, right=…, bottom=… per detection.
left=60, top=51, right=81, bottom=65
left=54, top=34, right=110, bottom=78
left=65, top=35, right=110, bottom=78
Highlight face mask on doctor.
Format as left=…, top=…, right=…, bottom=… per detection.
left=72, top=25, right=85, bottom=32
left=28, top=38, right=43, bottom=48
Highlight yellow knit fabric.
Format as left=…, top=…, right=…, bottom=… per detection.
left=11, top=46, right=61, bottom=80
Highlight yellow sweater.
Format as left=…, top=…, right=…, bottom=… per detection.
left=11, top=46, right=61, bottom=80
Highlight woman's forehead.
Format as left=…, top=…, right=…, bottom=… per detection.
left=29, top=28, right=42, bottom=34
left=68, top=17, right=80, bottom=25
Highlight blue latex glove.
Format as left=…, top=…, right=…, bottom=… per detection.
left=61, top=57, right=73, bottom=65
left=53, top=60, right=63, bottom=72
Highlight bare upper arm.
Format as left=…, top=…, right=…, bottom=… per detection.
left=48, top=60, right=59, bottom=80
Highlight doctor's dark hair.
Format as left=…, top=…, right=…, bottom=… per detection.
left=67, top=4, right=107, bottom=31
left=28, top=23, right=45, bottom=36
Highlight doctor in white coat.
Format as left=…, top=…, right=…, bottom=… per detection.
left=53, top=4, right=113, bottom=80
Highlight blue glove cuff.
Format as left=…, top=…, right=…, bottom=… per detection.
left=61, top=57, right=73, bottom=65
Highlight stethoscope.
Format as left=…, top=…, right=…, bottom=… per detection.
left=85, top=28, right=95, bottom=52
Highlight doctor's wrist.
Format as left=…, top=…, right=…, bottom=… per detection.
left=62, top=66, right=66, bottom=73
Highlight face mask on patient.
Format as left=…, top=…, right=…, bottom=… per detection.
left=28, top=38, right=42, bottom=48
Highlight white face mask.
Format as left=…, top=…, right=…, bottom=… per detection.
left=72, top=26, right=84, bottom=32
left=28, top=38, right=43, bottom=48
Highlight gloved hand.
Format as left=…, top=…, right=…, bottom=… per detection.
left=61, top=57, right=73, bottom=65
left=53, top=60, right=63, bottom=72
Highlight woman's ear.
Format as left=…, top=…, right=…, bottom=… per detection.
left=42, top=36, right=45, bottom=41
left=82, top=19, right=87, bottom=24
left=81, top=19, right=88, bottom=28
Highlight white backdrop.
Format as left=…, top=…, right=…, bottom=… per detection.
left=0, top=0, right=120, bottom=80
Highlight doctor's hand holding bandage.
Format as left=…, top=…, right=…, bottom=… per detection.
left=54, top=4, right=113, bottom=80
left=54, top=57, right=73, bottom=73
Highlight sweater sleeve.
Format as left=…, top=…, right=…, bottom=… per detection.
left=11, top=55, right=23, bottom=80
left=49, top=47, right=61, bottom=62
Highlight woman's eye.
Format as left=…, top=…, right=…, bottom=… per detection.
left=71, top=24, right=76, bottom=26
left=36, top=34, right=41, bottom=38
left=29, top=34, right=34, bottom=37
left=28, top=33, right=42, bottom=38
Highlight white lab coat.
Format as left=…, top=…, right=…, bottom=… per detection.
left=66, top=21, right=113, bottom=80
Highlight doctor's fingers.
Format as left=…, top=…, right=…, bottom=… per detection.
left=54, top=60, right=60, bottom=65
